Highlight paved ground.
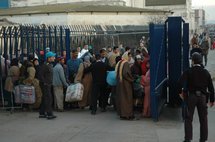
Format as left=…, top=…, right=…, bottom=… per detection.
left=0, top=50, right=215, bottom=142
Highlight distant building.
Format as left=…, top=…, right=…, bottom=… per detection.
left=0, top=2, right=171, bottom=26
left=6, top=0, right=196, bottom=31
left=142, top=0, right=195, bottom=33
left=194, top=9, right=206, bottom=27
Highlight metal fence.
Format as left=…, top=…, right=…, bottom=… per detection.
left=0, top=25, right=149, bottom=61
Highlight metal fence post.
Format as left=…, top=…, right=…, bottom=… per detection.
left=9, top=26, right=12, bottom=61
left=20, top=26, right=24, bottom=62
left=37, top=26, right=40, bottom=57
left=48, top=26, right=52, bottom=51
left=32, top=27, right=35, bottom=56
left=60, top=26, right=63, bottom=55
left=3, top=27, right=8, bottom=77
left=14, top=27, right=18, bottom=59
left=65, top=29, right=71, bottom=61
left=54, top=26, right=57, bottom=54
left=43, top=26, right=46, bottom=60
left=26, top=27, right=30, bottom=58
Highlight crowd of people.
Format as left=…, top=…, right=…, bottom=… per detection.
left=1, top=42, right=151, bottom=120
left=190, top=32, right=212, bottom=66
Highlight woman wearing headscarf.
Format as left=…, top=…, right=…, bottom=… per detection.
left=4, top=58, right=20, bottom=108
left=115, top=52, right=134, bottom=120
left=74, top=56, right=93, bottom=108
left=131, top=55, right=143, bottom=109
left=22, top=59, right=43, bottom=109
left=141, top=58, right=151, bottom=117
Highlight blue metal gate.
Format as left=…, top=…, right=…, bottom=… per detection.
left=150, top=23, right=167, bottom=121
left=168, top=17, right=190, bottom=106
left=150, top=17, right=190, bottom=121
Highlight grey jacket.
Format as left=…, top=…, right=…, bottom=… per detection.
left=53, top=63, right=68, bottom=87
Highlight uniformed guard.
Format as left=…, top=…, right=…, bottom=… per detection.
left=178, top=52, right=214, bottom=142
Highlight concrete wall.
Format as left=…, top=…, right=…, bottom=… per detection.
left=11, top=0, right=125, bottom=7
left=133, top=0, right=144, bottom=8
left=67, top=12, right=155, bottom=25
left=0, top=12, right=168, bottom=26
left=122, top=0, right=145, bottom=8
left=1, top=13, right=68, bottom=25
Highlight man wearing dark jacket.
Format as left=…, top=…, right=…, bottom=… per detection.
left=85, top=54, right=110, bottom=115
left=39, top=51, right=57, bottom=120
left=178, top=53, right=214, bottom=142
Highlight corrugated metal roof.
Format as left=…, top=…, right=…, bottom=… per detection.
left=145, top=0, right=186, bottom=6
left=0, top=25, right=149, bottom=37
left=0, top=2, right=170, bottom=16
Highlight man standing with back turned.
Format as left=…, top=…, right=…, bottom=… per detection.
left=178, top=52, right=214, bottom=142
left=39, top=51, right=57, bottom=120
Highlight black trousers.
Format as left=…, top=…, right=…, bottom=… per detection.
left=184, top=94, right=208, bottom=141
left=91, top=83, right=107, bottom=112
left=202, top=54, right=208, bottom=66
left=39, top=84, right=53, bottom=116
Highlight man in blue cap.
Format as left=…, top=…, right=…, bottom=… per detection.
left=39, top=51, right=57, bottom=120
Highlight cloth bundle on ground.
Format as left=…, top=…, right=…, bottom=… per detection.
left=106, top=71, right=117, bottom=86
left=65, top=83, right=84, bottom=102
left=14, top=85, right=36, bottom=104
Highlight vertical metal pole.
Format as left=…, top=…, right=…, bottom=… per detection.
left=0, top=27, right=4, bottom=107
left=32, top=27, right=35, bottom=56
left=48, top=26, right=52, bottom=51
left=54, top=26, right=57, bottom=54
left=20, top=26, right=24, bottom=62
left=43, top=26, right=46, bottom=60
left=26, top=27, right=30, bottom=58
left=14, top=27, right=18, bottom=59
left=65, top=29, right=71, bottom=61
left=3, top=27, right=8, bottom=77
left=0, top=27, right=5, bottom=109
left=9, top=27, right=12, bottom=61
left=37, top=26, right=40, bottom=57
left=60, top=26, right=63, bottom=55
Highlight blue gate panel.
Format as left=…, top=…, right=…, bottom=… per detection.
left=183, top=23, right=190, bottom=71
left=150, top=24, right=167, bottom=121
left=168, top=17, right=182, bottom=106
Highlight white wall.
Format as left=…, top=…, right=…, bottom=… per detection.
left=11, top=0, right=125, bottom=7
left=133, top=0, right=144, bottom=8
left=2, top=13, right=68, bottom=25
left=0, top=12, right=168, bottom=26
left=67, top=12, right=165, bottom=25
left=11, top=0, right=44, bottom=7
